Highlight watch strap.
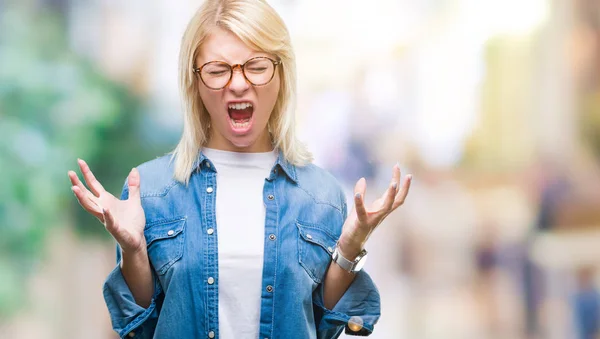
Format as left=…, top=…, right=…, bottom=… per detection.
left=332, top=243, right=367, bottom=273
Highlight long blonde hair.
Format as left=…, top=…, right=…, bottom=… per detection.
left=171, top=0, right=312, bottom=184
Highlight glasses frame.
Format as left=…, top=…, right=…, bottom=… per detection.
left=193, top=56, right=281, bottom=90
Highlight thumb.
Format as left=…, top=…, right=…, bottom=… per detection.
left=127, top=168, right=141, bottom=201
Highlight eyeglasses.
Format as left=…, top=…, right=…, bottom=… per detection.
left=193, top=56, right=281, bottom=90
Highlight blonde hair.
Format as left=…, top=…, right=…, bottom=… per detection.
left=171, top=0, right=312, bottom=184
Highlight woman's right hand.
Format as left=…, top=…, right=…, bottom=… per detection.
left=68, top=159, right=147, bottom=255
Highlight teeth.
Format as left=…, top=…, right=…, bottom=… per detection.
left=228, top=102, right=253, bottom=110
left=232, top=118, right=251, bottom=128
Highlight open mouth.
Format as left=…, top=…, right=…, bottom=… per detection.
left=227, top=102, right=254, bottom=129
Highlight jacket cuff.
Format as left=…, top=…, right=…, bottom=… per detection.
left=102, top=263, right=162, bottom=338
left=313, top=270, right=381, bottom=337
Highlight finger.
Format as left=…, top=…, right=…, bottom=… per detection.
left=68, top=170, right=91, bottom=195
left=102, top=207, right=120, bottom=235
left=354, top=177, right=368, bottom=223
left=384, top=164, right=401, bottom=210
left=371, top=164, right=400, bottom=218
left=392, top=174, right=413, bottom=210
left=78, top=158, right=106, bottom=197
left=127, top=168, right=141, bottom=202
left=72, top=186, right=103, bottom=214
left=68, top=170, right=83, bottom=188
left=392, top=162, right=401, bottom=194
left=71, top=186, right=104, bottom=221
left=70, top=180, right=103, bottom=211
left=378, top=180, right=397, bottom=217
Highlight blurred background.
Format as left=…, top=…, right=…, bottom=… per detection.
left=1, top=0, right=600, bottom=338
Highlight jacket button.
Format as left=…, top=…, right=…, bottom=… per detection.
left=268, top=234, right=276, bottom=241
left=208, top=331, right=215, bottom=338
left=266, top=285, right=273, bottom=292
left=167, top=230, right=174, bottom=236
left=207, top=228, right=214, bottom=235
left=267, top=194, right=274, bottom=200
left=306, top=234, right=312, bottom=240
left=208, top=277, right=215, bottom=285
left=206, top=187, right=214, bottom=193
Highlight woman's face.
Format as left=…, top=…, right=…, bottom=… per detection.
left=197, top=27, right=280, bottom=152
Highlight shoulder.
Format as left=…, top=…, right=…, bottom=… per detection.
left=121, top=153, right=180, bottom=199
left=294, top=163, right=347, bottom=214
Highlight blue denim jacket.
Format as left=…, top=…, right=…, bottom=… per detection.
left=103, top=150, right=381, bottom=339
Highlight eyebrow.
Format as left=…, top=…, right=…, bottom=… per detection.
left=198, top=52, right=273, bottom=65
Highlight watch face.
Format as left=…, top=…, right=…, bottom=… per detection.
left=353, top=252, right=368, bottom=272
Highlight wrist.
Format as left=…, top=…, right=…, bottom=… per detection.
left=336, top=237, right=364, bottom=261
left=121, top=240, right=147, bottom=258
left=332, top=240, right=369, bottom=274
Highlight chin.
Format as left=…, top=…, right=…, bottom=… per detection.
left=226, top=133, right=263, bottom=150
left=228, top=138, right=254, bottom=149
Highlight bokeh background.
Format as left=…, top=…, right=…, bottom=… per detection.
left=1, top=0, right=600, bottom=338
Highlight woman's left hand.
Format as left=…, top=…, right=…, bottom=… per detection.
left=337, top=163, right=412, bottom=259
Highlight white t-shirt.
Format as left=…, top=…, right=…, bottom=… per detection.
left=202, top=147, right=278, bottom=339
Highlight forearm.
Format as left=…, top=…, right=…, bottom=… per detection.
left=323, top=259, right=357, bottom=310
left=120, top=247, right=154, bottom=308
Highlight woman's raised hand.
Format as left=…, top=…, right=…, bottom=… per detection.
left=68, top=159, right=146, bottom=254
left=338, top=163, right=412, bottom=259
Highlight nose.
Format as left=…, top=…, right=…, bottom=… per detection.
left=227, top=65, right=250, bottom=94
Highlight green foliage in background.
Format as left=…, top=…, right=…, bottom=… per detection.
left=0, top=5, right=167, bottom=319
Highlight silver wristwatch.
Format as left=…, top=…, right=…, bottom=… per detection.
left=331, top=243, right=368, bottom=273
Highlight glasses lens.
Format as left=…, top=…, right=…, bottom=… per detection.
left=244, top=58, right=275, bottom=86
left=201, top=62, right=231, bottom=89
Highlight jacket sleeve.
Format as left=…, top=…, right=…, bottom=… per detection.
left=312, top=191, right=381, bottom=338
left=312, top=270, right=381, bottom=338
left=102, top=183, right=163, bottom=339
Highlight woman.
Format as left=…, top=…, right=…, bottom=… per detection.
left=68, top=0, right=411, bottom=338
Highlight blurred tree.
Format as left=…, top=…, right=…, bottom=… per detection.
left=0, top=4, right=165, bottom=319
left=577, top=0, right=600, bottom=162
left=581, top=92, right=600, bottom=160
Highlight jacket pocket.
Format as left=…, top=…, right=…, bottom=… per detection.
left=296, top=220, right=338, bottom=283
left=145, top=217, right=186, bottom=275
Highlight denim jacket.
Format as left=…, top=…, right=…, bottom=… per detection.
left=102, top=150, right=381, bottom=339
